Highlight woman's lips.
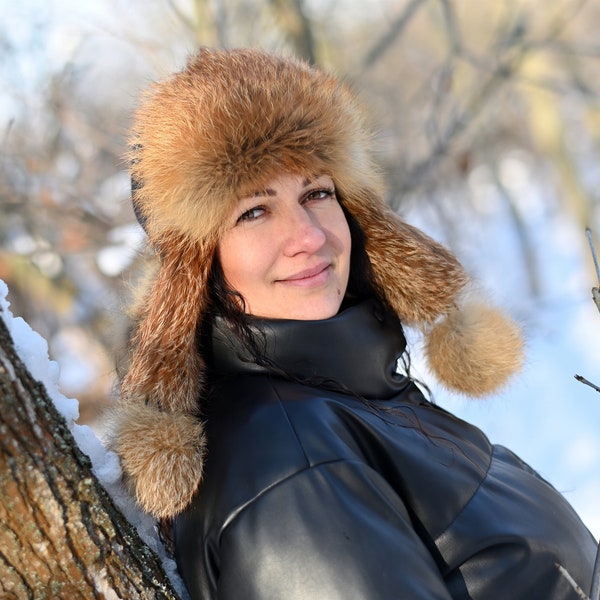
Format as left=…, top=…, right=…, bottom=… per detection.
left=277, top=263, right=331, bottom=287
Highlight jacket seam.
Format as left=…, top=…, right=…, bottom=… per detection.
left=218, top=457, right=362, bottom=542
left=218, top=377, right=342, bottom=538
left=433, top=446, right=494, bottom=543
left=269, top=377, right=313, bottom=465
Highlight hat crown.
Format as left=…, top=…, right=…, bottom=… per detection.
left=130, top=47, right=378, bottom=245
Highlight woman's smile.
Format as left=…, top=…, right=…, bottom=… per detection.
left=218, top=172, right=351, bottom=320
left=275, top=262, right=332, bottom=287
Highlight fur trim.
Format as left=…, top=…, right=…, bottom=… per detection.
left=113, top=47, right=524, bottom=518
left=107, top=403, right=206, bottom=518
left=355, top=197, right=469, bottom=324
left=115, top=234, right=212, bottom=517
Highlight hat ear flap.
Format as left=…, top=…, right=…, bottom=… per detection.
left=346, top=193, right=524, bottom=395
left=121, top=235, right=211, bottom=412
left=110, top=234, right=212, bottom=517
left=352, top=195, right=468, bottom=324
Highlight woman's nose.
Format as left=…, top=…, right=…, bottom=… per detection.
left=282, top=206, right=327, bottom=256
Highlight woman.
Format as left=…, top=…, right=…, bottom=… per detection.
left=111, top=48, right=597, bottom=599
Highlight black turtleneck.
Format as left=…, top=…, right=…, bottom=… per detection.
left=209, top=298, right=410, bottom=400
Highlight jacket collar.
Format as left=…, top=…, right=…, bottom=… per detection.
left=209, top=299, right=409, bottom=399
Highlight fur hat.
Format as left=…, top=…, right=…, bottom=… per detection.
left=110, top=47, right=524, bottom=518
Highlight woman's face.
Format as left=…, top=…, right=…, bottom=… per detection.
left=218, top=172, right=352, bottom=320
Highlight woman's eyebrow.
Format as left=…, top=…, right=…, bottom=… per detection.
left=251, top=178, right=315, bottom=197
left=252, top=188, right=277, bottom=197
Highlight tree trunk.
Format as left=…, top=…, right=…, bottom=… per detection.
left=0, top=311, right=181, bottom=599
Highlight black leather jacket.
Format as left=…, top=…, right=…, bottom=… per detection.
left=174, top=300, right=596, bottom=599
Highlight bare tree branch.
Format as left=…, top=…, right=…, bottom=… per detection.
left=361, top=0, right=427, bottom=70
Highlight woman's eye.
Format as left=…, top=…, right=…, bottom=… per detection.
left=307, top=188, right=335, bottom=201
left=237, top=206, right=265, bottom=223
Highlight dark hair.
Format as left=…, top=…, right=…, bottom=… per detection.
left=340, top=204, right=382, bottom=306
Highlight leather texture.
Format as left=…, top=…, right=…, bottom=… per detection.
left=174, top=300, right=596, bottom=599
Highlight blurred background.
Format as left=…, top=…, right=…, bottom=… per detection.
left=2, top=0, right=600, bottom=536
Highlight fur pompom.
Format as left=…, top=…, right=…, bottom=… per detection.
left=107, top=403, right=206, bottom=518
left=424, top=301, right=524, bottom=396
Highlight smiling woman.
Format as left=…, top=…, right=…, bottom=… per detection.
left=109, top=47, right=597, bottom=600
left=218, top=173, right=352, bottom=320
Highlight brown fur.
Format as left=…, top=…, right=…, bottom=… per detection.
left=425, top=302, right=525, bottom=395
left=113, top=48, right=525, bottom=518
left=355, top=198, right=469, bottom=324
left=106, top=402, right=206, bottom=518
left=120, top=234, right=214, bottom=414
left=130, top=49, right=379, bottom=245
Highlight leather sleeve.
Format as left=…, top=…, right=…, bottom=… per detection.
left=211, top=460, right=453, bottom=600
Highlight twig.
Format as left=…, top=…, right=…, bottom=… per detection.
left=361, top=0, right=426, bottom=69
left=556, top=563, right=590, bottom=599
left=590, top=539, right=600, bottom=600
left=574, top=374, right=600, bottom=394
left=576, top=229, right=600, bottom=396
left=585, top=228, right=600, bottom=314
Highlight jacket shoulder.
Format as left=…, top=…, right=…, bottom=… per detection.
left=205, top=375, right=352, bottom=473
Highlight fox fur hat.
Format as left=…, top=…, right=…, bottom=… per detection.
left=110, top=47, right=524, bottom=519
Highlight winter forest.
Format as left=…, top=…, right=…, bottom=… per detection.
left=2, top=0, right=600, bottom=596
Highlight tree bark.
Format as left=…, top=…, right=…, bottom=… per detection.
left=0, top=311, right=181, bottom=599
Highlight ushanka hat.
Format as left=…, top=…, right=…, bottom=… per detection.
left=110, top=47, right=524, bottom=518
